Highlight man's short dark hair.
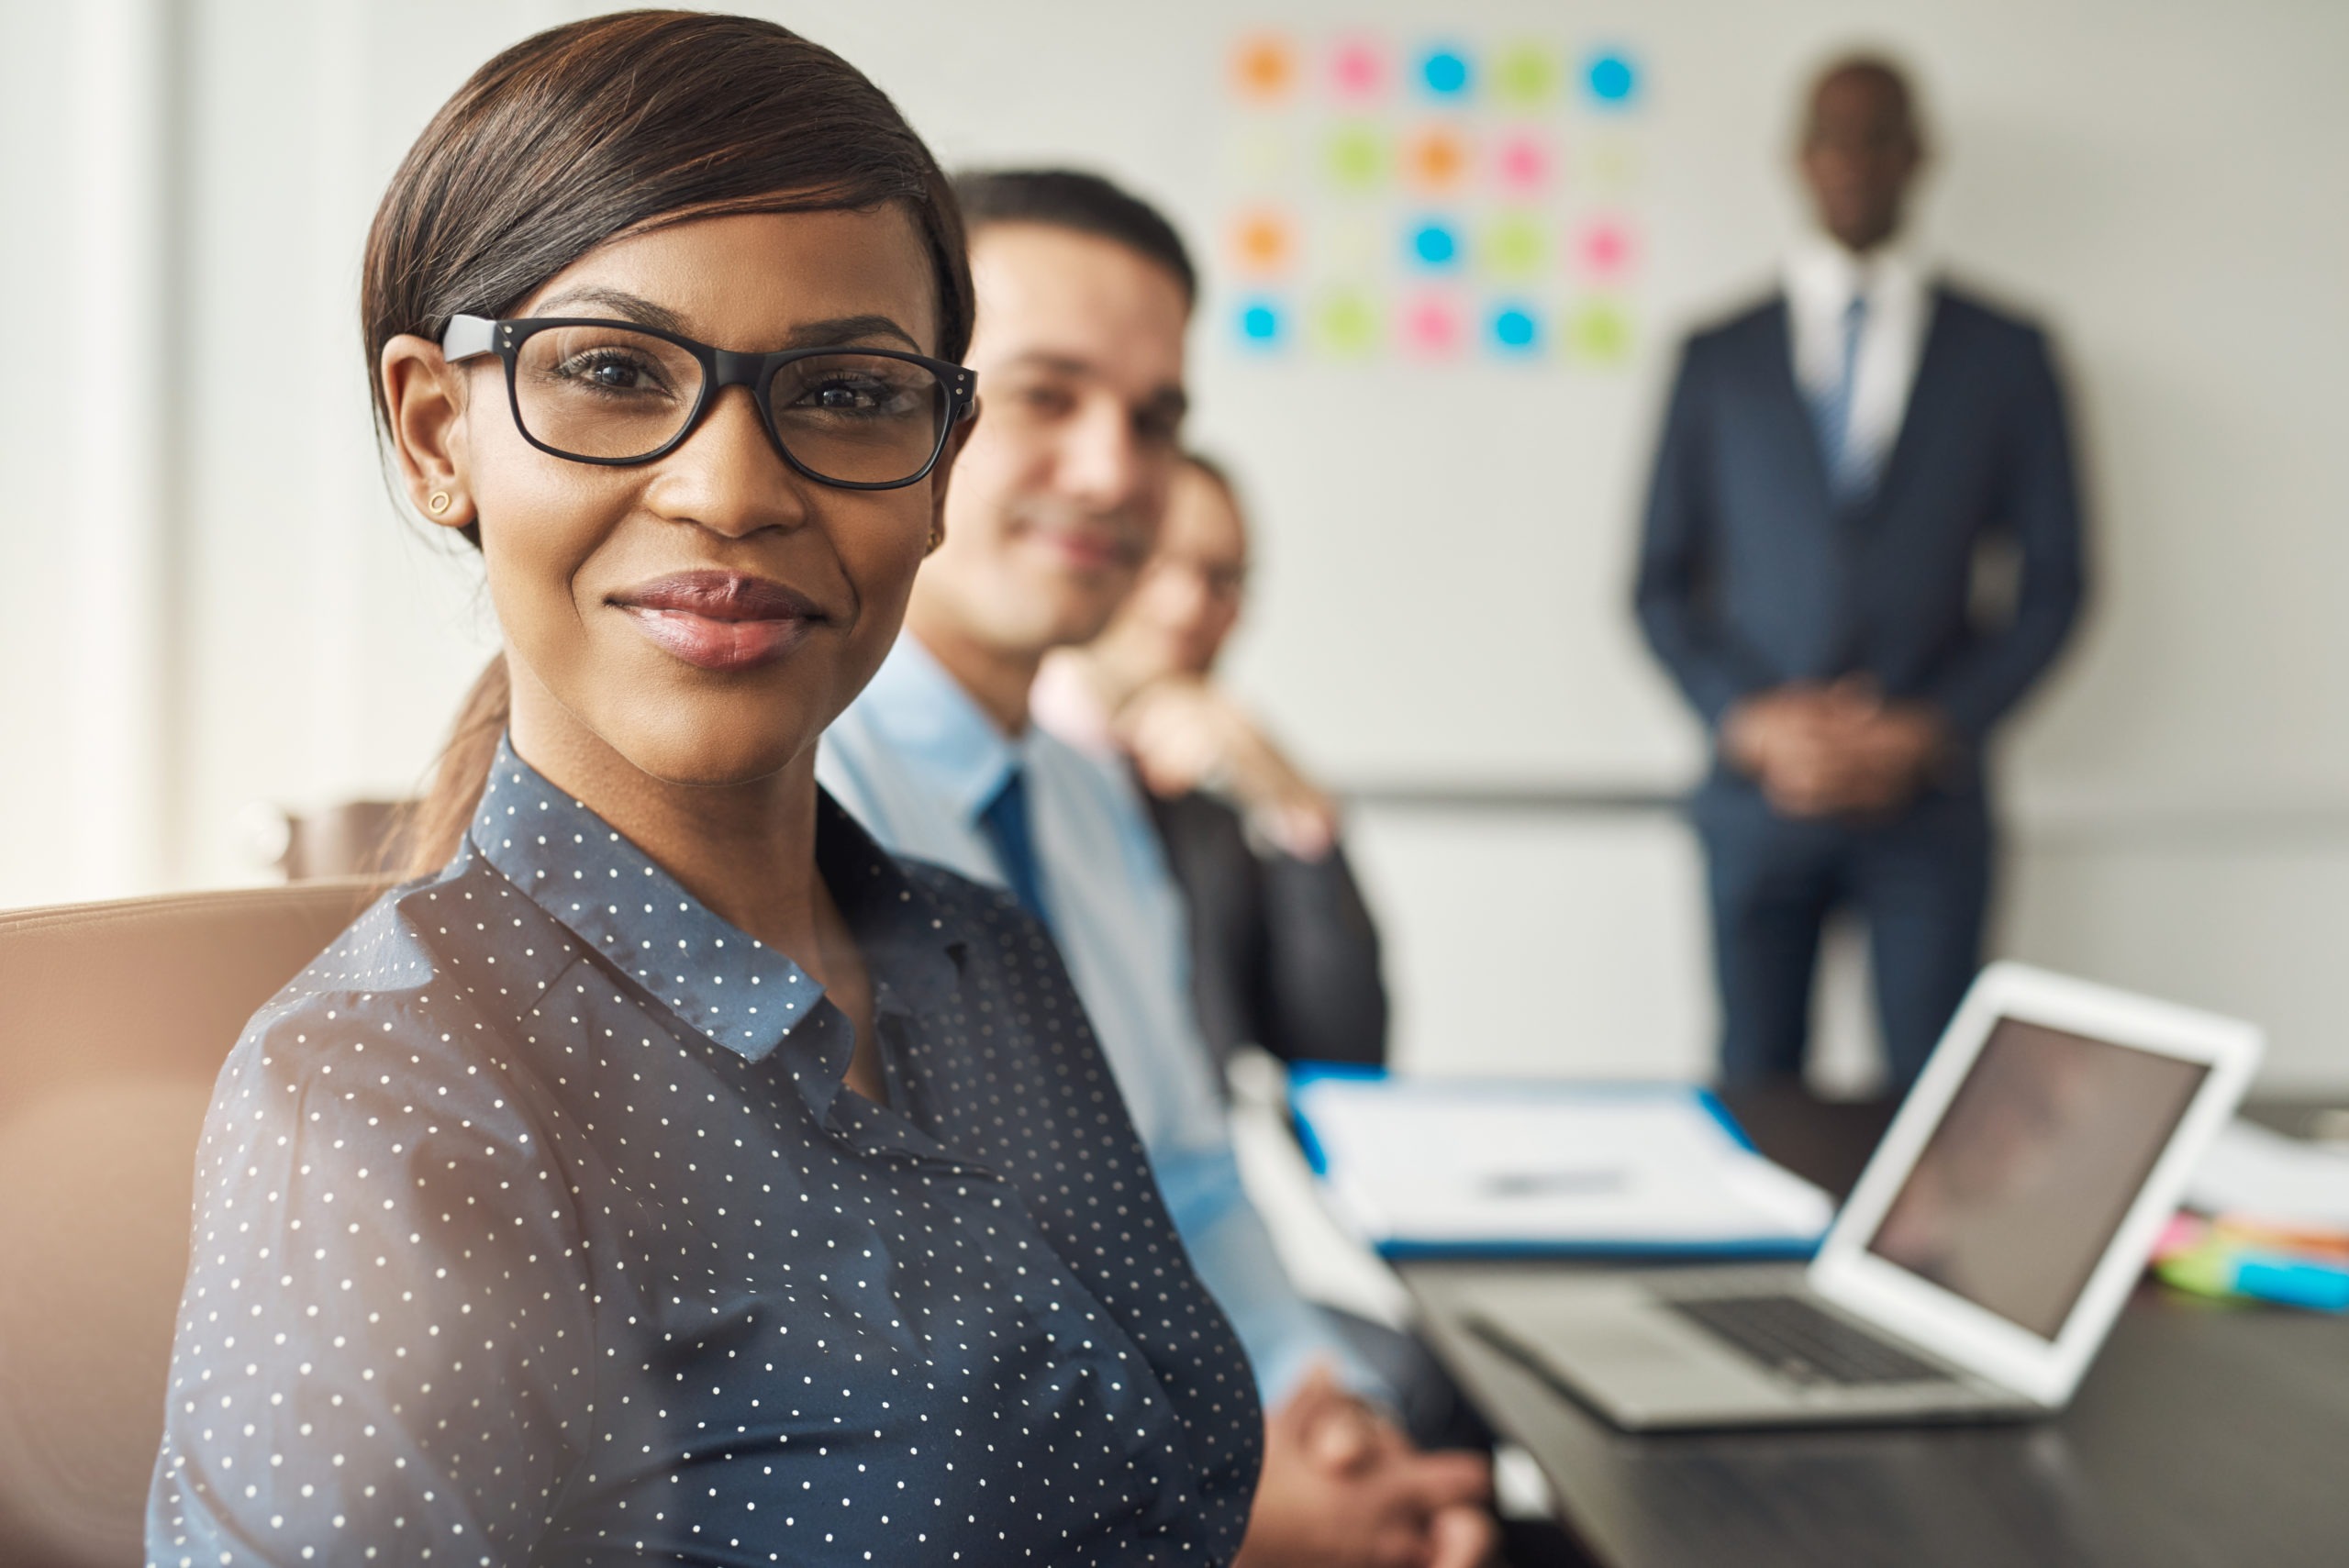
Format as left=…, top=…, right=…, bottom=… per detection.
left=952, top=168, right=1197, bottom=304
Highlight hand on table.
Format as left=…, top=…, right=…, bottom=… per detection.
left=1723, top=680, right=1953, bottom=820
left=1233, top=1365, right=1497, bottom=1568
left=1116, top=676, right=1341, bottom=861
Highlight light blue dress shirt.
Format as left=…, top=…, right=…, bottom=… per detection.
left=819, top=634, right=1381, bottom=1407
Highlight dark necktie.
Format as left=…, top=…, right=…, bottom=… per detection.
left=978, top=767, right=1052, bottom=929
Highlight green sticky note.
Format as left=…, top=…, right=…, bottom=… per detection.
left=1325, top=124, right=1385, bottom=191
left=1485, top=213, right=1545, bottom=277
left=1493, top=41, right=1556, bottom=106
left=1315, top=288, right=1381, bottom=357
left=1568, top=300, right=1632, bottom=364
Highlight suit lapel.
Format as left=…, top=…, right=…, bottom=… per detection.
left=1862, top=287, right=1957, bottom=519
left=1756, top=296, right=1836, bottom=518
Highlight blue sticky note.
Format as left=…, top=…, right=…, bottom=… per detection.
left=1410, top=221, right=1460, bottom=268
left=1237, top=298, right=1285, bottom=348
left=1420, top=47, right=1471, bottom=97
left=1586, top=50, right=1639, bottom=106
left=1490, top=304, right=1541, bottom=352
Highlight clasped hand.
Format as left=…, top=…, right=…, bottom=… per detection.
left=1232, top=1366, right=1496, bottom=1568
left=1723, top=678, right=1952, bottom=820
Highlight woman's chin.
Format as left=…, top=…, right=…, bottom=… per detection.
left=605, top=708, right=818, bottom=792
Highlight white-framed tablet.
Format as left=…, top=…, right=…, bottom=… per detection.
left=1809, top=962, right=2263, bottom=1407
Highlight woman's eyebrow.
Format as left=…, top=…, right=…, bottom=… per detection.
left=529, top=286, right=691, bottom=334
left=786, top=315, right=922, bottom=351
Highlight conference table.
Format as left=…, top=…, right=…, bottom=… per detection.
left=1398, top=1088, right=2349, bottom=1568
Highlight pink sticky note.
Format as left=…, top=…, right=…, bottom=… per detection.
left=1403, top=293, right=1462, bottom=357
left=1580, top=218, right=1635, bottom=278
left=1331, top=37, right=1384, bottom=101
left=1496, top=132, right=1549, bottom=194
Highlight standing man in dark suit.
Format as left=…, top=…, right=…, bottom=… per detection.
left=1636, top=56, right=2086, bottom=1087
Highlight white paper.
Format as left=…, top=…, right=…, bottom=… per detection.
left=1296, top=1079, right=1834, bottom=1251
left=2187, top=1117, right=2349, bottom=1231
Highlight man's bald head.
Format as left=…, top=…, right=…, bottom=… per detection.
left=1798, top=55, right=1926, bottom=254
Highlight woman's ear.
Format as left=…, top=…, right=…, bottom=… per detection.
left=380, top=335, right=477, bottom=530
left=923, top=399, right=979, bottom=555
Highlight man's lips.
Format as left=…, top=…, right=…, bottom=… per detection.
left=610, top=571, right=826, bottom=672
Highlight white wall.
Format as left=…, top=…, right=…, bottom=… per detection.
left=5, top=0, right=2347, bottom=1089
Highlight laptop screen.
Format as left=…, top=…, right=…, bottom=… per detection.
left=1863, top=1018, right=2210, bottom=1339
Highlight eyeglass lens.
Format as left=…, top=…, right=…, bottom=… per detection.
left=510, top=325, right=951, bottom=484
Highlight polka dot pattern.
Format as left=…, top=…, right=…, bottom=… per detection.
left=146, top=744, right=1262, bottom=1565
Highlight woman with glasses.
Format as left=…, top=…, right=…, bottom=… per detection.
left=146, top=15, right=1260, bottom=1565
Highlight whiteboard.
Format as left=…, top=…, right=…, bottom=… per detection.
left=794, top=0, right=2349, bottom=807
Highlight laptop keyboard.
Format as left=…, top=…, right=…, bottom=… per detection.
left=1667, top=1294, right=1954, bottom=1386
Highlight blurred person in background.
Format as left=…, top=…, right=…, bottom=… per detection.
left=1033, top=452, right=1389, bottom=1076
left=1635, top=54, right=2086, bottom=1090
left=819, top=169, right=1493, bottom=1568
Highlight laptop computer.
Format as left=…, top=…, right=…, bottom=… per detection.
left=1469, top=962, right=2263, bottom=1429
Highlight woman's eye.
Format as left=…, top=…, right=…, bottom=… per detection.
left=558, top=350, right=667, bottom=394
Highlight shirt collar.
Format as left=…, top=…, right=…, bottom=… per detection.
left=470, top=737, right=960, bottom=1068
left=1786, top=230, right=1924, bottom=313
left=854, top=632, right=1029, bottom=823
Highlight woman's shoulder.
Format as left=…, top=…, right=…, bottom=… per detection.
left=224, top=847, right=584, bottom=1115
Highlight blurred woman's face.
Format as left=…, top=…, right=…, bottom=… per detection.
left=407, top=207, right=953, bottom=787
left=1097, top=462, right=1250, bottom=681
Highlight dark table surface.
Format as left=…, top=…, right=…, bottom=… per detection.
left=1399, top=1088, right=2349, bottom=1568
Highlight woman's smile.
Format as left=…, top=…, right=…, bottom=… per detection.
left=610, top=568, right=829, bottom=671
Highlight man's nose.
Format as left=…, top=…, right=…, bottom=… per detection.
left=1055, top=401, right=1148, bottom=508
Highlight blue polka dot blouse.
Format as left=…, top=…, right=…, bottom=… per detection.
left=146, top=741, right=1263, bottom=1565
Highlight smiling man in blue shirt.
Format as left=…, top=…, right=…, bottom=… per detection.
left=818, top=170, right=1494, bottom=1568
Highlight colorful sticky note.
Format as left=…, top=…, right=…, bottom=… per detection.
left=1230, top=210, right=1295, bottom=276
left=1232, top=35, right=1297, bottom=101
left=1484, top=213, right=1546, bottom=277
left=1493, top=41, right=1556, bottom=106
left=1402, top=125, right=1471, bottom=192
left=1566, top=298, right=1632, bottom=363
left=1495, top=130, right=1552, bottom=194
left=1408, top=219, right=1461, bottom=269
left=1585, top=49, right=1639, bottom=107
left=1576, top=217, right=1636, bottom=280
left=1314, top=288, right=1381, bottom=356
left=1330, top=36, right=1385, bottom=101
left=1419, top=46, right=1472, bottom=98
left=1402, top=292, right=1464, bottom=357
left=1490, top=303, right=1542, bottom=353
left=1236, top=298, right=1286, bottom=349
left=1325, top=123, right=1386, bottom=190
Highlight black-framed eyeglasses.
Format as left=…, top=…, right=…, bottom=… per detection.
left=440, top=314, right=977, bottom=491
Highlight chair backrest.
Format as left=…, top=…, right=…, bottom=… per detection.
left=0, top=879, right=391, bottom=1568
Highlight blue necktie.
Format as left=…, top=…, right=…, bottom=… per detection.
left=978, top=767, right=1052, bottom=929
left=1812, top=292, right=1872, bottom=501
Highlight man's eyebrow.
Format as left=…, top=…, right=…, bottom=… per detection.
left=997, top=351, right=1190, bottom=421
left=526, top=293, right=925, bottom=354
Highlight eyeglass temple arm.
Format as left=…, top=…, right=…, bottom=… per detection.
left=440, top=314, right=498, bottom=361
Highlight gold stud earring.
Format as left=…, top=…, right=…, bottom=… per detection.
left=924, top=524, right=945, bottom=557
left=427, top=491, right=453, bottom=517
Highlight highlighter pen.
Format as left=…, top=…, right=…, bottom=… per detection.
left=2228, top=1251, right=2349, bottom=1313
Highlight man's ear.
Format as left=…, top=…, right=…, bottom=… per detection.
left=380, top=335, right=477, bottom=530
left=924, top=399, right=981, bottom=554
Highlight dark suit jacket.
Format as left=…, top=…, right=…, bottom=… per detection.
left=1635, top=285, right=2086, bottom=782
left=1146, top=788, right=1388, bottom=1074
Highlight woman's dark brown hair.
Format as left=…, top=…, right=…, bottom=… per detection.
left=366, top=9, right=974, bottom=876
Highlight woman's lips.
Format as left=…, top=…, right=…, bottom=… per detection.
left=611, top=571, right=824, bottom=673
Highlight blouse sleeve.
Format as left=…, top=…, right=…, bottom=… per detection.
left=147, top=995, right=596, bottom=1568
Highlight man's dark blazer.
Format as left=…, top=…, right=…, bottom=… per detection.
left=1635, top=284, right=2087, bottom=780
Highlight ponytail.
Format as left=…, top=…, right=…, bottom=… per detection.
left=397, top=653, right=511, bottom=877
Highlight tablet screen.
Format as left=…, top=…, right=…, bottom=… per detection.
left=1864, top=1018, right=2210, bottom=1339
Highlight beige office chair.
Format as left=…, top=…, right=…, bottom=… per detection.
left=0, top=879, right=390, bottom=1568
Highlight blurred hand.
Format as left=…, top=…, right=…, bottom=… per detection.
left=1234, top=1367, right=1496, bottom=1568
left=1116, top=677, right=1341, bottom=860
left=1723, top=680, right=1951, bottom=819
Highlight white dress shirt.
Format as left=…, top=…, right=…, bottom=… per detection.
left=818, top=632, right=1381, bottom=1406
left=1784, top=234, right=1934, bottom=491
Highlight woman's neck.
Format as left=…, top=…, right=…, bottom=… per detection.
left=506, top=679, right=828, bottom=965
